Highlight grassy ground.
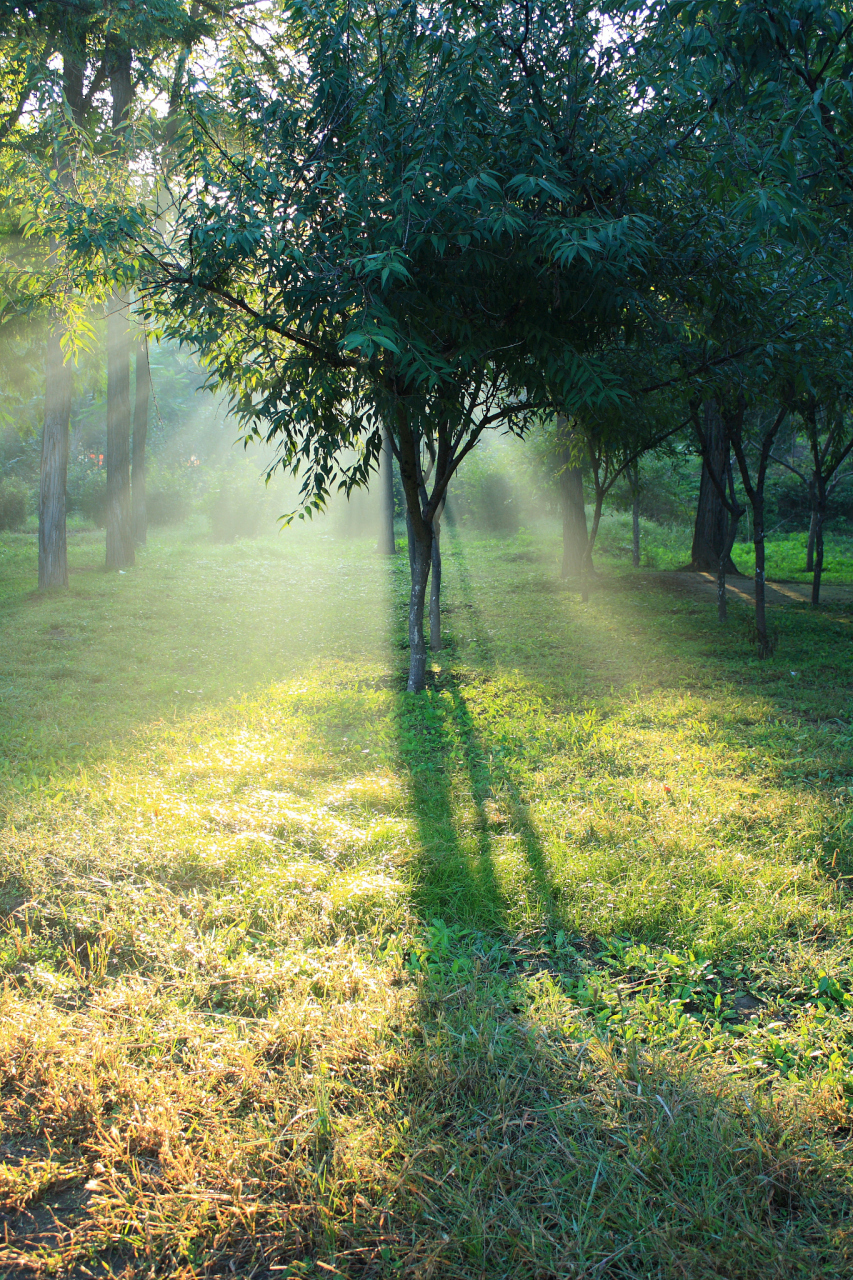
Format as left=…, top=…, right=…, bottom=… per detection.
left=593, top=510, right=853, bottom=580
left=2, top=517, right=853, bottom=1278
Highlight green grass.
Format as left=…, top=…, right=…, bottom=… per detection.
left=2, top=518, right=853, bottom=1278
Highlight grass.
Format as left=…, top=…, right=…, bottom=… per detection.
left=593, top=509, right=853, bottom=580
left=2, top=516, right=853, bottom=1277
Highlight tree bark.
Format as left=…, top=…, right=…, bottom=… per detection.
left=812, top=505, right=825, bottom=607
left=580, top=491, right=604, bottom=602
left=131, top=332, right=150, bottom=546
left=395, top=406, right=435, bottom=692
left=38, top=46, right=85, bottom=591
left=106, top=289, right=135, bottom=570
left=806, top=493, right=817, bottom=572
left=39, top=324, right=72, bottom=590
left=377, top=424, right=396, bottom=554
left=558, top=442, right=587, bottom=577
left=429, top=500, right=443, bottom=651
left=729, top=404, right=785, bottom=659
left=716, top=464, right=742, bottom=623
left=691, top=401, right=740, bottom=574
left=753, top=486, right=769, bottom=653
left=408, top=519, right=432, bottom=690
left=105, top=41, right=134, bottom=571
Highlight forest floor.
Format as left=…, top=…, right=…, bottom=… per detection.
left=1, top=520, right=853, bottom=1279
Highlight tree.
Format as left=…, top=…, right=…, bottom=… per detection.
left=690, top=402, right=741, bottom=575
left=691, top=398, right=746, bottom=622
left=131, top=0, right=666, bottom=690
left=774, top=394, right=853, bottom=606
left=131, top=331, right=150, bottom=544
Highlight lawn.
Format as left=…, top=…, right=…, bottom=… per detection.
left=2, top=517, right=853, bottom=1278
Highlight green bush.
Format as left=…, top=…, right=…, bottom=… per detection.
left=66, top=462, right=107, bottom=527
left=0, top=477, right=27, bottom=530
left=449, top=459, right=520, bottom=533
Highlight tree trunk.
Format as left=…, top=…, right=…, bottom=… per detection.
left=131, top=332, right=149, bottom=547
left=717, top=505, right=742, bottom=624
left=408, top=520, right=432, bottom=691
left=429, top=502, right=443, bottom=651
left=39, top=324, right=72, bottom=590
left=691, top=401, right=740, bottom=574
left=812, top=502, right=826, bottom=607
left=377, top=424, right=396, bottom=555
left=38, top=46, right=85, bottom=592
left=629, top=461, right=640, bottom=568
left=753, top=489, right=769, bottom=655
left=806, top=498, right=817, bottom=572
left=580, top=493, right=603, bottom=602
left=558, top=448, right=587, bottom=577
left=105, top=290, right=135, bottom=571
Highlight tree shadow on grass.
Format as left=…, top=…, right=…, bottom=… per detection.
left=390, top=537, right=558, bottom=940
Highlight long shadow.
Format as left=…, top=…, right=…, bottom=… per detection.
left=390, top=529, right=558, bottom=939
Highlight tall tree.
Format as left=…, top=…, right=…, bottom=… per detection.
left=131, top=331, right=150, bottom=545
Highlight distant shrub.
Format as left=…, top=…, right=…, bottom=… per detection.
left=0, top=477, right=27, bottom=530
left=450, top=467, right=520, bottom=533
left=147, top=489, right=190, bottom=526
left=67, top=463, right=107, bottom=526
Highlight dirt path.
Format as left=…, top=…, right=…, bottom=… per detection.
left=664, top=570, right=853, bottom=607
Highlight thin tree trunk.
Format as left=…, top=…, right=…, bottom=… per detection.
left=580, top=493, right=603, bottom=602
left=377, top=424, right=396, bottom=555
left=106, top=290, right=134, bottom=570
left=39, top=324, right=72, bottom=590
left=429, top=501, right=443, bottom=651
left=812, top=503, right=825, bottom=607
left=717, top=480, right=742, bottom=623
left=131, top=332, right=149, bottom=546
left=395, top=406, right=435, bottom=692
left=806, top=501, right=817, bottom=572
left=753, top=489, right=769, bottom=655
left=408, top=522, right=432, bottom=691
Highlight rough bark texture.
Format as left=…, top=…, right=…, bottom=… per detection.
left=377, top=425, right=396, bottom=555
left=131, top=333, right=150, bottom=547
left=39, top=325, right=72, bottom=590
left=106, top=290, right=135, bottom=571
left=558, top=449, right=587, bottom=578
left=691, top=402, right=740, bottom=574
